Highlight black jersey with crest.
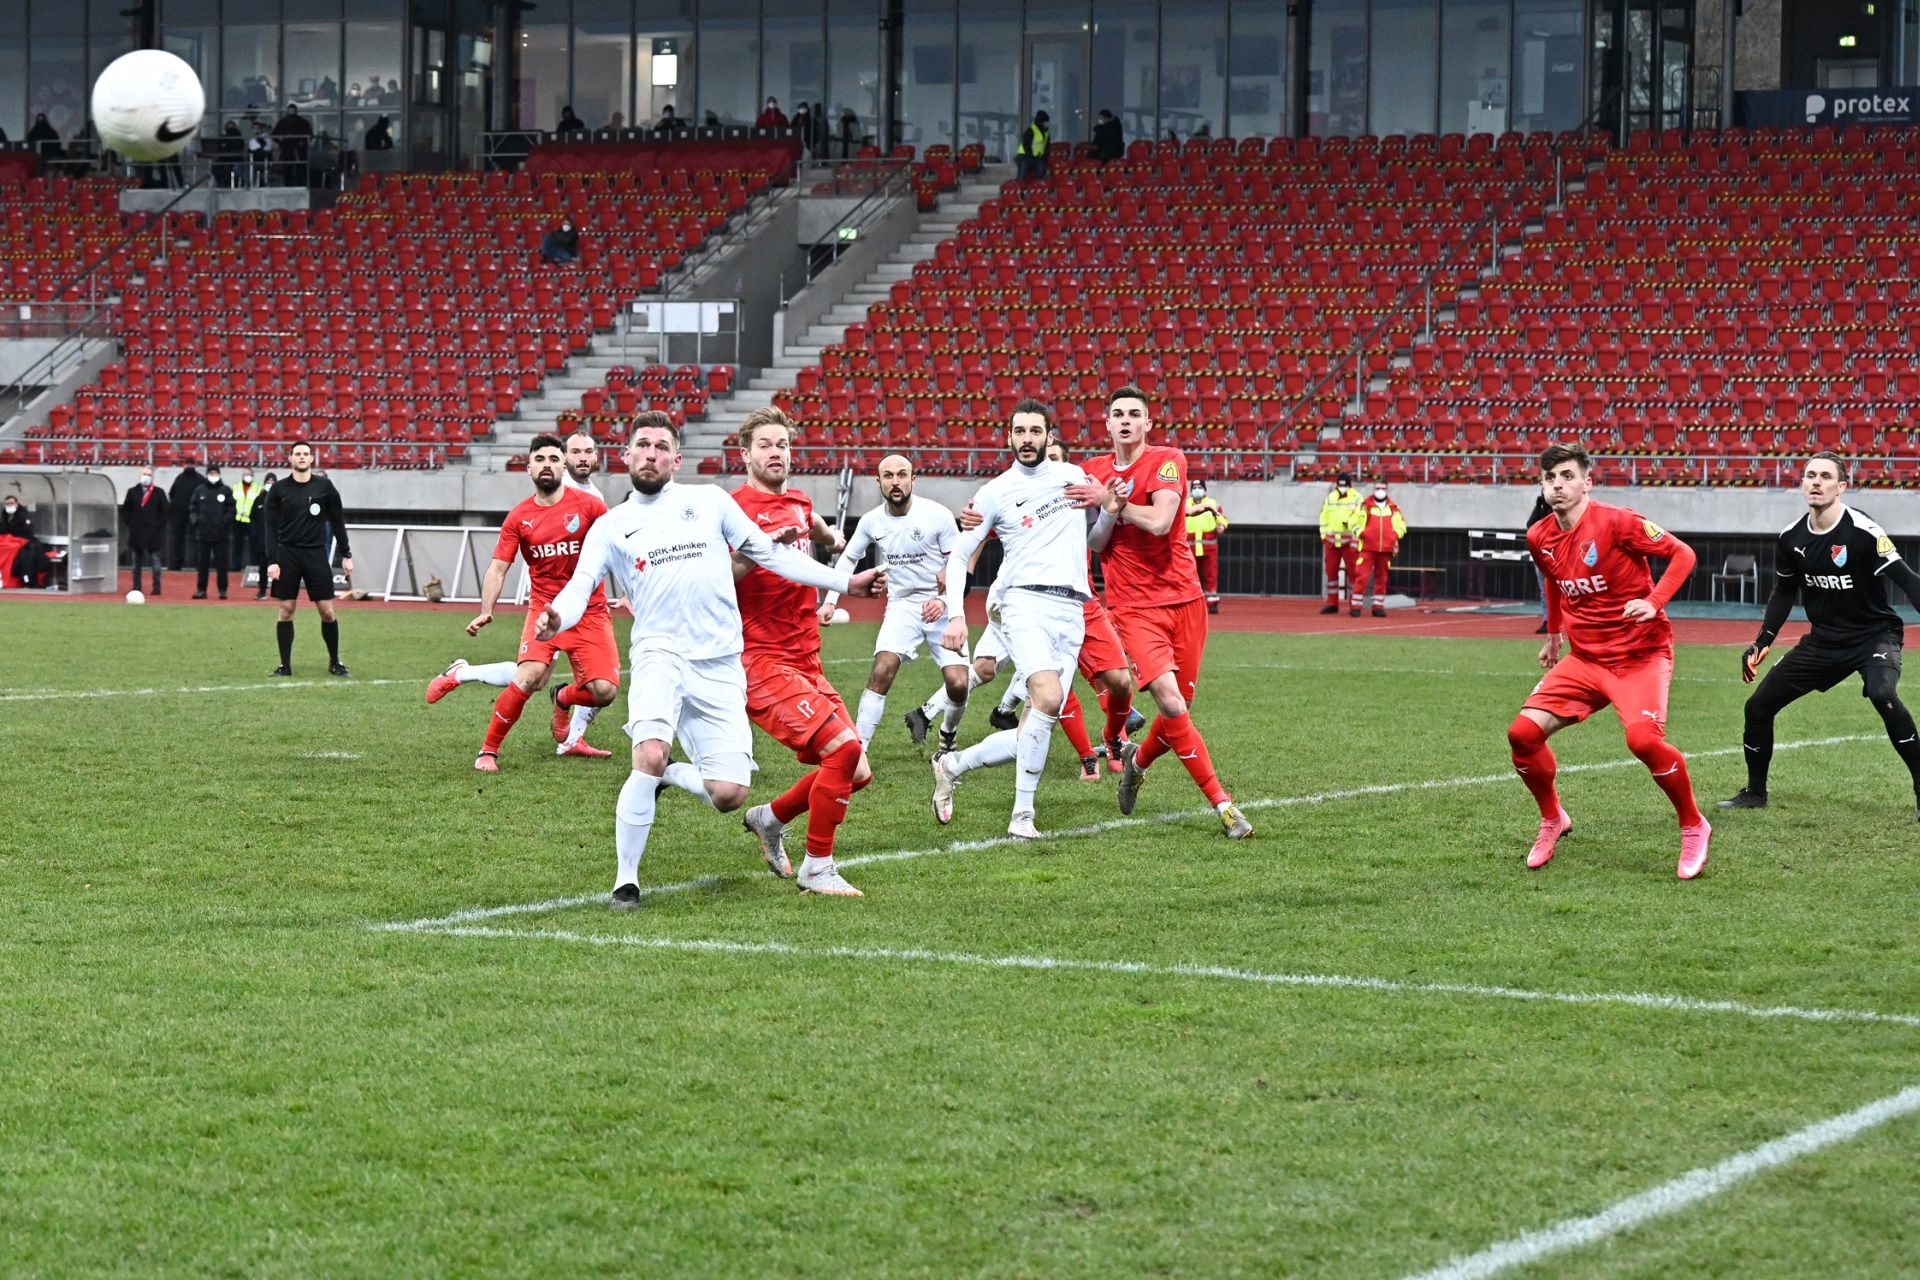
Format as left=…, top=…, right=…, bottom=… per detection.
left=1774, top=506, right=1904, bottom=648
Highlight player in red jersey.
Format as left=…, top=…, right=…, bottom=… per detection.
left=1074, top=385, right=1251, bottom=838
left=424, top=434, right=620, bottom=771
left=729, top=407, right=871, bottom=897
left=1513, top=441, right=1711, bottom=878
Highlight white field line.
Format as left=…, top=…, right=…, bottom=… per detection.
left=397, top=926, right=1920, bottom=1031
left=0, top=677, right=413, bottom=702
left=372, top=733, right=1876, bottom=935
left=1400, top=1083, right=1920, bottom=1280
left=295, top=750, right=364, bottom=759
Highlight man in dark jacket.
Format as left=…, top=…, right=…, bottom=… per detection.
left=121, top=466, right=169, bottom=595
left=191, top=463, right=236, bottom=599
left=167, top=464, right=205, bottom=569
left=1093, top=109, right=1123, bottom=162
left=1, top=494, right=32, bottom=540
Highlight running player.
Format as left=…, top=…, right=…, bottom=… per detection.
left=1077, top=386, right=1251, bottom=838
left=729, top=408, right=874, bottom=896
left=424, top=434, right=619, bottom=769
left=930, top=400, right=1103, bottom=839
left=539, top=412, right=883, bottom=907
left=818, top=453, right=970, bottom=750
left=1720, top=451, right=1920, bottom=819
left=1512, top=440, right=1711, bottom=878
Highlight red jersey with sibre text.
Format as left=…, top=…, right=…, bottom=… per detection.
left=1528, top=499, right=1677, bottom=664
left=494, top=486, right=609, bottom=613
left=1082, top=444, right=1203, bottom=609
left=731, top=483, right=823, bottom=660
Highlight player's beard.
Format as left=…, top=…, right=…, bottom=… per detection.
left=632, top=472, right=669, bottom=496
left=532, top=470, right=561, bottom=495
left=567, top=463, right=593, bottom=485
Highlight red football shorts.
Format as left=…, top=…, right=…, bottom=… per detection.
left=1078, top=597, right=1129, bottom=681
left=1524, top=650, right=1673, bottom=728
left=1112, top=597, right=1208, bottom=700
left=744, top=651, right=850, bottom=760
left=518, top=606, right=621, bottom=687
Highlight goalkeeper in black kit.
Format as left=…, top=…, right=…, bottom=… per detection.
left=1721, top=452, right=1920, bottom=820
left=262, top=440, right=354, bottom=678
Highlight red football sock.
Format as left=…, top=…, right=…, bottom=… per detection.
left=1096, top=685, right=1133, bottom=748
left=1626, top=723, right=1704, bottom=826
left=770, top=772, right=815, bottom=824
left=1059, top=690, right=1095, bottom=756
left=1506, top=716, right=1561, bottom=820
left=804, top=738, right=862, bottom=858
left=1154, top=710, right=1229, bottom=806
left=555, top=682, right=589, bottom=708
left=483, top=684, right=531, bottom=753
left=1134, top=715, right=1171, bottom=769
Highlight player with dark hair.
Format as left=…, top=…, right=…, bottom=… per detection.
left=262, top=439, right=352, bottom=677
left=425, top=434, right=620, bottom=770
left=1077, top=385, right=1251, bottom=838
left=1511, top=441, right=1711, bottom=878
left=729, top=407, right=874, bottom=896
left=1720, top=451, right=1920, bottom=819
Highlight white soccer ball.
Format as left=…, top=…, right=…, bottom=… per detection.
left=125, top=589, right=146, bottom=604
left=831, top=607, right=851, bottom=626
left=92, top=50, right=206, bottom=163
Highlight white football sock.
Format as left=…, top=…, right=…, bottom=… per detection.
left=564, top=702, right=599, bottom=746
left=996, top=683, right=1022, bottom=715
left=955, top=728, right=1018, bottom=775
left=614, top=770, right=657, bottom=889
left=660, top=760, right=716, bottom=806
left=856, top=688, right=886, bottom=747
left=459, top=660, right=516, bottom=687
left=1014, top=710, right=1056, bottom=813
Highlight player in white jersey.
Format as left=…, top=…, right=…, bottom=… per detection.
left=819, top=454, right=969, bottom=749
left=540, top=412, right=886, bottom=908
left=929, top=399, right=1114, bottom=839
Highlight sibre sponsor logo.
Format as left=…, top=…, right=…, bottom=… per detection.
left=526, top=538, right=582, bottom=560
left=1556, top=574, right=1611, bottom=598
left=1804, top=572, right=1854, bottom=589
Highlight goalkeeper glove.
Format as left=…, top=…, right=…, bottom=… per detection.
left=1741, top=642, right=1770, bottom=684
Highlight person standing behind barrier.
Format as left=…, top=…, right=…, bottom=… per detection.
left=1354, top=480, right=1407, bottom=618
left=1016, top=111, right=1051, bottom=181
left=230, top=466, right=264, bottom=574
left=190, top=464, right=236, bottom=599
left=1318, top=472, right=1364, bottom=614
left=121, top=466, right=169, bottom=596
left=1185, top=478, right=1228, bottom=614
left=167, top=464, right=205, bottom=571
left=251, top=472, right=277, bottom=598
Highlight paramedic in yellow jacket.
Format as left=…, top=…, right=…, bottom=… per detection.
left=1318, top=471, right=1365, bottom=613
left=1355, top=480, right=1408, bottom=617
left=1186, top=478, right=1228, bottom=614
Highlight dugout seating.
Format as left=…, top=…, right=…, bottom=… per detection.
left=13, top=166, right=772, bottom=469
left=770, top=130, right=1570, bottom=478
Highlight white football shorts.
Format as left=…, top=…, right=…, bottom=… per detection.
left=875, top=598, right=969, bottom=667
left=622, top=647, right=756, bottom=785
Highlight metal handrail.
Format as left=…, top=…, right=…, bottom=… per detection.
left=775, top=159, right=916, bottom=308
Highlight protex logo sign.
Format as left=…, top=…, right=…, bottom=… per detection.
left=1805, top=92, right=1916, bottom=123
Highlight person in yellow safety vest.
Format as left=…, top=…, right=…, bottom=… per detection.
left=1318, top=471, right=1365, bottom=614
left=229, top=465, right=267, bottom=581
left=1355, top=480, right=1408, bottom=618
left=1016, top=110, right=1051, bottom=182
left=1186, top=478, right=1229, bottom=614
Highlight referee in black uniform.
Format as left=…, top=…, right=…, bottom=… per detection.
left=261, top=439, right=354, bottom=677
left=1722, top=451, right=1920, bottom=819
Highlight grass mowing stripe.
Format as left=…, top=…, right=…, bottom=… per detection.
left=1399, top=1083, right=1920, bottom=1280
left=371, top=733, right=1880, bottom=933
left=0, top=677, right=414, bottom=701
left=405, top=925, right=1920, bottom=1029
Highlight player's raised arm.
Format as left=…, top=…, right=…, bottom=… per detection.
left=820, top=513, right=875, bottom=618
left=468, top=557, right=514, bottom=636
left=541, top=517, right=615, bottom=638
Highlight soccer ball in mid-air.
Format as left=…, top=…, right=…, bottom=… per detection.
left=92, top=50, right=206, bottom=162
left=125, top=589, right=146, bottom=604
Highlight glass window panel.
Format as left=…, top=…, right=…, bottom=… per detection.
left=695, top=0, right=756, bottom=127
left=223, top=25, right=280, bottom=111
left=286, top=22, right=343, bottom=116
left=957, top=6, right=1017, bottom=159
left=1306, top=0, right=1365, bottom=136
left=28, top=38, right=87, bottom=139
left=1441, top=0, right=1510, bottom=136
left=1024, top=1, right=1086, bottom=32
left=1160, top=0, right=1225, bottom=141
left=1090, top=2, right=1154, bottom=151
left=35, top=2, right=85, bottom=35
left=899, top=1, right=955, bottom=152
left=343, top=0, right=397, bottom=19
left=762, top=5, right=824, bottom=130
left=160, top=25, right=220, bottom=127
left=515, top=20, right=569, bottom=130
left=163, top=0, right=223, bottom=22
left=345, top=22, right=403, bottom=109
left=825, top=0, right=877, bottom=158
left=285, top=0, right=339, bottom=19
left=1369, top=0, right=1437, bottom=135
left=1227, top=0, right=1286, bottom=139
left=90, top=0, right=140, bottom=92
left=1513, top=0, right=1584, bottom=134
left=0, top=32, right=25, bottom=141
left=575, top=0, right=635, bottom=131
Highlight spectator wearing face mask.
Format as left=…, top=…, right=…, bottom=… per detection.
left=541, top=214, right=581, bottom=266
left=1, top=493, right=31, bottom=540
left=756, top=96, right=789, bottom=129
left=1355, top=480, right=1408, bottom=618
left=121, top=466, right=170, bottom=595
left=1318, top=472, right=1364, bottom=614
left=231, top=467, right=266, bottom=575
left=1185, top=478, right=1228, bottom=614
left=190, top=464, right=237, bottom=599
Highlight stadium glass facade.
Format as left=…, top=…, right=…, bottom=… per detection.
left=3, top=0, right=1610, bottom=170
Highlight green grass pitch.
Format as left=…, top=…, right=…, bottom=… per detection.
left=3, top=601, right=1918, bottom=1278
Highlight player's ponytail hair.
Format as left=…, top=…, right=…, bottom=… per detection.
left=1807, top=450, right=1849, bottom=482
left=1537, top=440, right=1591, bottom=475
left=628, top=410, right=680, bottom=446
